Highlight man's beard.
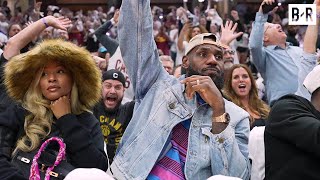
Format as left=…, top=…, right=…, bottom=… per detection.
left=104, top=100, right=122, bottom=113
left=186, top=64, right=224, bottom=90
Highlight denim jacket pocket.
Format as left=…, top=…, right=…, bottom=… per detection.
left=167, top=101, right=190, bottom=119
left=163, top=88, right=190, bottom=119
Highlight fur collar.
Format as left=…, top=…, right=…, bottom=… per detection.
left=4, top=39, right=101, bottom=109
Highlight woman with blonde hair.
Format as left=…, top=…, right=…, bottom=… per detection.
left=223, top=64, right=270, bottom=128
left=0, top=16, right=108, bottom=179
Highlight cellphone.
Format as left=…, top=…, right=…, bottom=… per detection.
left=188, top=16, right=193, bottom=23
left=261, top=0, right=278, bottom=14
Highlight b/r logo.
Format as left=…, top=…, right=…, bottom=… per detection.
left=289, top=4, right=316, bottom=25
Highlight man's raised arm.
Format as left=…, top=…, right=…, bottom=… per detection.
left=303, top=0, right=320, bottom=54
left=118, top=0, right=166, bottom=101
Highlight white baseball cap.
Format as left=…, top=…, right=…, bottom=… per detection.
left=303, top=65, right=320, bottom=94
left=184, top=33, right=228, bottom=55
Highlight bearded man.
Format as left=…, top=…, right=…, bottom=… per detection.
left=93, top=69, right=134, bottom=162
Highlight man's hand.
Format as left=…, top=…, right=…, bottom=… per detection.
left=177, top=7, right=189, bottom=22
left=259, top=0, right=277, bottom=14
left=220, top=21, right=243, bottom=46
left=50, top=96, right=71, bottom=119
left=181, top=75, right=225, bottom=115
left=92, top=55, right=107, bottom=71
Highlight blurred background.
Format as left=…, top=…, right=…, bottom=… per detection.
left=1, top=0, right=313, bottom=22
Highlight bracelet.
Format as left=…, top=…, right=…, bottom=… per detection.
left=42, top=18, right=49, bottom=28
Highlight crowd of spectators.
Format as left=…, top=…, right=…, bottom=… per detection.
left=0, top=0, right=320, bottom=179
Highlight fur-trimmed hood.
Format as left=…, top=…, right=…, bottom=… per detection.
left=4, top=39, right=102, bottom=109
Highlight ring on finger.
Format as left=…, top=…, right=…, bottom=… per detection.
left=196, top=79, right=200, bottom=85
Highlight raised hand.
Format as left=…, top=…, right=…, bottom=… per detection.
left=92, top=55, right=107, bottom=71
left=46, top=16, right=72, bottom=31
left=259, top=0, right=277, bottom=13
left=220, top=20, right=243, bottom=46
left=177, top=7, right=188, bottom=22
left=50, top=96, right=71, bottom=119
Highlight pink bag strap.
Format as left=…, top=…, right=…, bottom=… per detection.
left=29, top=137, right=66, bottom=180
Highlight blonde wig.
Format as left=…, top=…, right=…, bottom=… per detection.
left=16, top=68, right=88, bottom=152
left=5, top=39, right=102, bottom=152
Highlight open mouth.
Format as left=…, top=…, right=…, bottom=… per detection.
left=239, top=84, right=246, bottom=88
left=238, top=84, right=247, bottom=92
left=106, top=97, right=117, bottom=104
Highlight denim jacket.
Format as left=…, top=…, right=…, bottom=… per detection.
left=110, top=0, right=251, bottom=179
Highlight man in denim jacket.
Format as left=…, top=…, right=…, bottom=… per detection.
left=110, top=0, right=250, bottom=179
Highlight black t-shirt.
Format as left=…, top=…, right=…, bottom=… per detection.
left=93, top=100, right=135, bottom=162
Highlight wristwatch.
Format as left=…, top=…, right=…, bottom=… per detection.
left=213, top=113, right=230, bottom=123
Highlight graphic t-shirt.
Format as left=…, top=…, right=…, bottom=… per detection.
left=93, top=101, right=135, bottom=162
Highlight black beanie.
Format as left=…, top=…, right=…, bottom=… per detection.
left=102, top=69, right=126, bottom=86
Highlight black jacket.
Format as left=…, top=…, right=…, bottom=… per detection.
left=0, top=54, right=14, bottom=111
left=0, top=104, right=108, bottom=180
left=94, top=20, right=118, bottom=57
left=265, top=94, right=320, bottom=180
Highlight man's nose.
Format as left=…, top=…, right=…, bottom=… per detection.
left=165, top=67, right=170, bottom=73
left=207, top=54, right=219, bottom=65
left=109, top=86, right=116, bottom=93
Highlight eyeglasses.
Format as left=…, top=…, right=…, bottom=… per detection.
left=224, top=49, right=235, bottom=55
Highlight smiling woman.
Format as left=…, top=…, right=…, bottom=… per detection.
left=223, top=64, right=270, bottom=129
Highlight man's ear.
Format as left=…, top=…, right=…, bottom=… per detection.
left=182, top=56, right=189, bottom=69
left=263, top=35, right=269, bottom=42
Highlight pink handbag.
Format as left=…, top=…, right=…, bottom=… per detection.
left=29, top=137, right=67, bottom=180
